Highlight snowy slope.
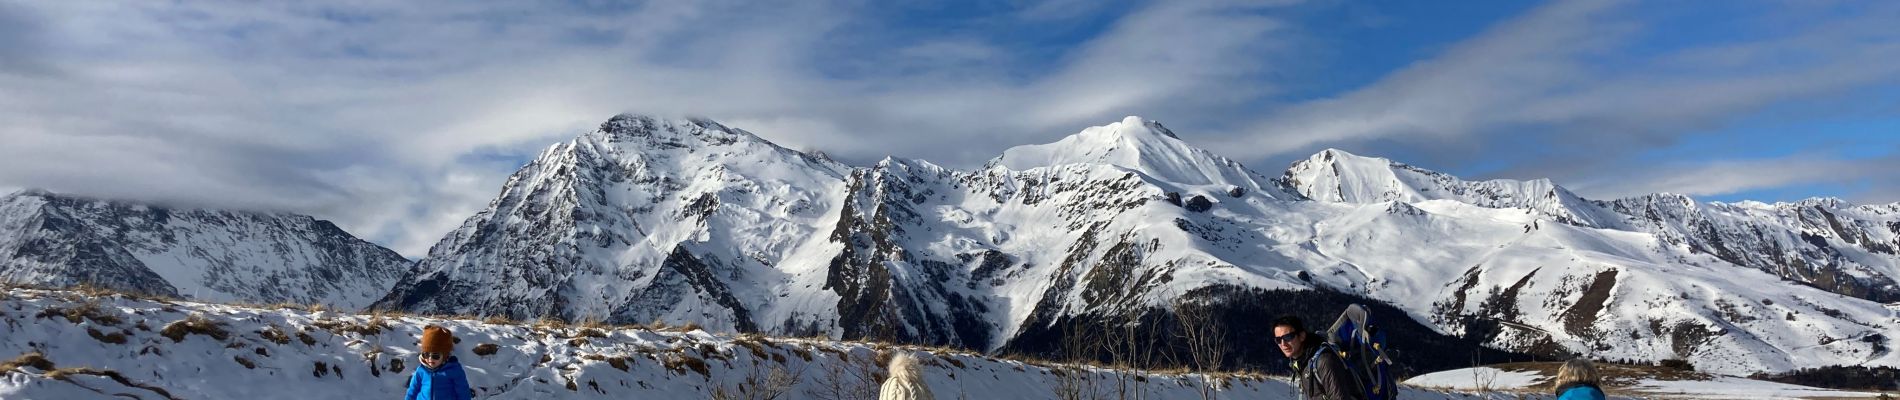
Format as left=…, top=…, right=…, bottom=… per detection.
left=1406, top=365, right=1882, bottom=400
left=0, top=288, right=1502, bottom=400
left=0, top=190, right=411, bottom=309
left=377, top=114, right=1900, bottom=376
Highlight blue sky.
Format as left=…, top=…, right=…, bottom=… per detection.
left=1, top=0, right=1896, bottom=256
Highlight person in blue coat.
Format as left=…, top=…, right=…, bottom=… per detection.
left=1550, top=358, right=1606, bottom=400
left=406, top=325, right=473, bottom=400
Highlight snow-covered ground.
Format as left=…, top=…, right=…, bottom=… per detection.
left=1628, top=376, right=1885, bottom=399
left=1406, top=367, right=1547, bottom=392
left=0, top=288, right=1499, bottom=399
left=1405, top=365, right=1890, bottom=400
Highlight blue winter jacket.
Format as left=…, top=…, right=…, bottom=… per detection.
left=1555, top=382, right=1606, bottom=400
left=405, top=356, right=472, bottom=400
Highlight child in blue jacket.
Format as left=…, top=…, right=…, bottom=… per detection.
left=406, top=325, right=472, bottom=400
left=1551, top=358, right=1607, bottom=400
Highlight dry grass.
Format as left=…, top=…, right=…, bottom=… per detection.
left=310, top=315, right=390, bottom=336
left=0, top=352, right=55, bottom=373
left=734, top=335, right=770, bottom=360
left=789, top=346, right=814, bottom=362
left=576, top=316, right=611, bottom=330
left=257, top=325, right=291, bottom=345
left=483, top=315, right=517, bottom=326
left=534, top=316, right=569, bottom=331
left=664, top=354, right=712, bottom=378
left=160, top=313, right=230, bottom=343
left=473, top=343, right=501, bottom=357
left=34, top=300, right=123, bottom=326
left=675, top=321, right=704, bottom=333
left=69, top=284, right=121, bottom=300
left=43, top=366, right=179, bottom=400
left=86, top=327, right=129, bottom=345
left=263, top=302, right=332, bottom=313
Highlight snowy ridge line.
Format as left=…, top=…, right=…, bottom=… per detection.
left=1, top=287, right=1500, bottom=399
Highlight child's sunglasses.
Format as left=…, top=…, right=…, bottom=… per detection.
left=420, top=352, right=445, bottom=360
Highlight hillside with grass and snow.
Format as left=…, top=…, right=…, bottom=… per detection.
left=1, top=287, right=1519, bottom=399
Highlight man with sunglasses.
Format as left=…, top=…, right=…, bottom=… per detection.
left=405, top=325, right=473, bottom=400
left=1275, top=316, right=1365, bottom=400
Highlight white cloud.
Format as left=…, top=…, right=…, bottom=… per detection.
left=1216, top=0, right=1900, bottom=178
left=4, top=0, right=1894, bottom=257
left=0, top=0, right=1300, bottom=256
left=1565, top=155, right=1899, bottom=202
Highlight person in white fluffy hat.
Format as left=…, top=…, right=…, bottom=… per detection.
left=879, top=352, right=936, bottom=400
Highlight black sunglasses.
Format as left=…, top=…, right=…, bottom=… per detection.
left=420, top=352, right=445, bottom=360
left=1274, top=332, right=1301, bottom=345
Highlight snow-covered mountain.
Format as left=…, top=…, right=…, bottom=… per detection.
left=373, top=116, right=851, bottom=335
left=1279, top=149, right=1619, bottom=227
left=0, top=190, right=412, bottom=309
left=376, top=114, right=1900, bottom=375
left=1282, top=148, right=1900, bottom=303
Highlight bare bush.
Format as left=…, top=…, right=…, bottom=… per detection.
left=1171, top=296, right=1227, bottom=400
left=808, top=348, right=882, bottom=400
left=714, top=363, right=804, bottom=400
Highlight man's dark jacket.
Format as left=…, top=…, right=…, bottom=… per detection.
left=1293, top=335, right=1367, bottom=400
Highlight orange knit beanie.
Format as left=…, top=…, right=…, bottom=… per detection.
left=420, top=325, right=454, bottom=354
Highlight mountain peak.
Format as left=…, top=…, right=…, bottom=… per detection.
left=3, top=188, right=50, bottom=198
left=586, top=114, right=768, bottom=148
left=1313, top=147, right=1363, bottom=160
left=988, top=116, right=1279, bottom=190
left=1092, top=115, right=1178, bottom=139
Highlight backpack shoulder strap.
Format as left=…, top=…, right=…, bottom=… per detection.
left=1305, top=343, right=1336, bottom=371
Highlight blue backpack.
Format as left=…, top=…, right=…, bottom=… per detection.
left=1324, top=304, right=1398, bottom=400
